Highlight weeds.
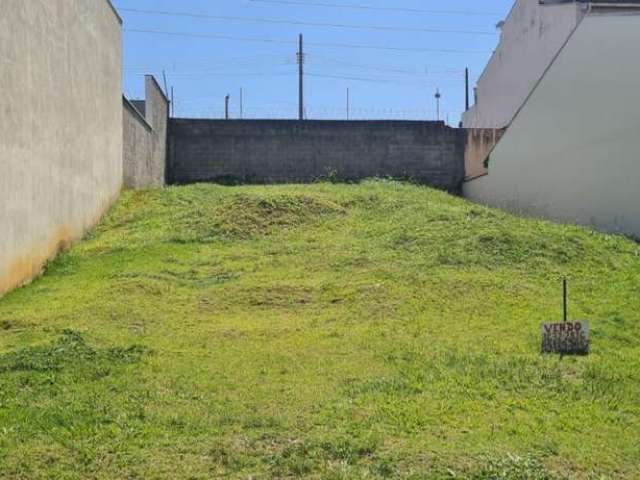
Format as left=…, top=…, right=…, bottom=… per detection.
left=468, top=455, right=553, bottom=480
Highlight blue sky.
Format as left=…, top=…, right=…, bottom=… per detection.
left=113, top=0, right=514, bottom=124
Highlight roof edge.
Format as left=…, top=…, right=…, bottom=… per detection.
left=105, top=0, right=123, bottom=25
left=474, top=1, right=581, bottom=92
left=588, top=2, right=640, bottom=11
left=145, top=75, right=170, bottom=105
left=123, top=96, right=153, bottom=131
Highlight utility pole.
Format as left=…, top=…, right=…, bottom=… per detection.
left=171, top=87, right=175, bottom=117
left=435, top=88, right=442, bottom=121
left=162, top=70, right=169, bottom=97
left=240, top=88, right=244, bottom=119
left=346, top=88, right=350, bottom=120
left=297, top=34, right=304, bottom=121
left=225, top=94, right=230, bottom=120
left=465, top=68, right=470, bottom=111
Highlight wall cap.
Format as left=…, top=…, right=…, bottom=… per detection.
left=105, top=0, right=123, bottom=25
left=170, top=118, right=452, bottom=128
left=123, top=96, right=153, bottom=132
left=145, top=75, right=170, bottom=105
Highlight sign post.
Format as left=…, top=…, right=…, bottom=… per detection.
left=541, top=278, right=590, bottom=355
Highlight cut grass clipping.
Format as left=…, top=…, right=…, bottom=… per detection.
left=0, top=181, right=639, bottom=479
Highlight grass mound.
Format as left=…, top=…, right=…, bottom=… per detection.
left=0, top=330, right=148, bottom=374
left=93, top=187, right=344, bottom=245
left=190, top=193, right=345, bottom=241
left=0, top=181, right=638, bottom=479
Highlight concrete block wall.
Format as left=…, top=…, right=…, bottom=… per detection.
left=168, top=120, right=466, bottom=192
left=0, top=0, right=123, bottom=296
left=123, top=76, right=169, bottom=188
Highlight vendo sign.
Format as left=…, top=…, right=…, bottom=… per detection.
left=541, top=321, right=589, bottom=355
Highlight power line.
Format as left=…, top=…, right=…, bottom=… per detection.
left=132, top=71, right=294, bottom=78
left=307, top=72, right=395, bottom=84
left=124, top=29, right=489, bottom=54
left=125, top=28, right=292, bottom=46
left=124, top=54, right=296, bottom=72
left=279, top=38, right=485, bottom=55
left=308, top=54, right=464, bottom=76
left=119, top=8, right=497, bottom=36
left=125, top=55, right=464, bottom=78
left=130, top=69, right=458, bottom=87
left=126, top=62, right=293, bottom=73
left=306, top=72, right=459, bottom=87
left=126, top=55, right=477, bottom=80
left=310, top=55, right=429, bottom=75
left=132, top=66, right=459, bottom=85
left=248, top=0, right=500, bottom=17
left=128, top=61, right=462, bottom=85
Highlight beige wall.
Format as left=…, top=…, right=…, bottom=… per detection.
left=0, top=0, right=123, bottom=295
left=123, top=76, right=169, bottom=189
left=463, top=0, right=583, bottom=129
left=464, top=128, right=505, bottom=181
left=464, top=12, right=640, bottom=238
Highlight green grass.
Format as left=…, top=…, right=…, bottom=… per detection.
left=0, top=181, right=639, bottom=479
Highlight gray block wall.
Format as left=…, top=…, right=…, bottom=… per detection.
left=168, top=120, right=466, bottom=191
left=123, top=76, right=169, bottom=188
left=0, top=0, right=123, bottom=295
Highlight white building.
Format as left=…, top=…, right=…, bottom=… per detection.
left=463, top=0, right=590, bottom=129
left=463, top=0, right=640, bottom=238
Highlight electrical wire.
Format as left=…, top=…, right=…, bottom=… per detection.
left=308, top=54, right=465, bottom=76
left=125, top=55, right=465, bottom=78
left=124, top=28, right=489, bottom=54
left=130, top=68, right=457, bottom=87
left=132, top=71, right=294, bottom=78
left=305, top=72, right=458, bottom=86
left=247, top=0, right=501, bottom=17
left=119, top=8, right=497, bottom=36
left=124, top=54, right=295, bottom=72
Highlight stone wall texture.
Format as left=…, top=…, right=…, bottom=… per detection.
left=123, top=76, right=169, bottom=188
left=168, top=120, right=466, bottom=191
left=0, top=0, right=123, bottom=295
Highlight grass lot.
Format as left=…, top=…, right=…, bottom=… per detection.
left=0, top=181, right=639, bottom=479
